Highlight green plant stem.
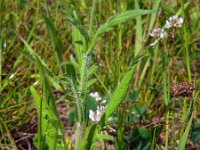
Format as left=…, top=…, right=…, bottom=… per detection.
left=89, top=0, right=97, bottom=38
left=74, top=54, right=89, bottom=149
left=45, top=0, right=50, bottom=17
left=172, top=98, right=175, bottom=150
left=75, top=123, right=86, bottom=150
left=78, top=54, right=88, bottom=123
left=71, top=80, right=82, bottom=123
left=182, top=97, right=187, bottom=122
left=165, top=106, right=169, bottom=150
left=0, top=37, right=2, bottom=89
left=182, top=0, right=191, bottom=82
left=38, top=88, right=43, bottom=150
left=78, top=55, right=87, bottom=98
left=150, top=44, right=159, bottom=82
left=0, top=118, right=18, bottom=150
left=163, top=41, right=170, bottom=150
left=117, top=108, right=125, bottom=149
left=36, top=0, right=40, bottom=19
left=172, top=77, right=177, bottom=149
left=55, top=0, right=59, bottom=26
left=184, top=27, right=191, bottom=82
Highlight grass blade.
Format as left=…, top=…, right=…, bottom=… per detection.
left=0, top=36, right=2, bottom=89
left=149, top=0, right=161, bottom=31
left=44, top=17, right=64, bottom=73
left=178, top=113, right=193, bottom=150
left=72, top=25, right=83, bottom=64
left=134, top=0, right=143, bottom=57
left=88, top=9, right=154, bottom=52
left=77, top=124, right=97, bottom=150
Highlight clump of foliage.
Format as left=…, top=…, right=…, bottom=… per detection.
left=1, top=0, right=200, bottom=150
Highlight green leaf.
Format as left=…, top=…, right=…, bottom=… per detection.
left=21, top=38, right=53, bottom=77
left=48, top=76, right=63, bottom=92
left=72, top=23, right=84, bottom=64
left=134, top=0, right=143, bottom=57
left=178, top=114, right=193, bottom=150
left=69, top=109, right=76, bottom=124
left=44, top=17, right=63, bottom=72
left=86, top=95, right=97, bottom=112
left=30, top=86, right=41, bottom=111
left=149, top=0, right=161, bottom=31
left=66, top=63, right=77, bottom=83
left=22, top=39, right=64, bottom=92
left=88, top=9, right=154, bottom=52
left=44, top=17, right=56, bottom=47
left=70, top=55, right=81, bottom=69
left=86, top=79, right=97, bottom=88
left=133, top=105, right=146, bottom=115
left=78, top=124, right=97, bottom=150
left=138, top=128, right=150, bottom=139
left=28, top=49, right=67, bottom=150
left=191, top=123, right=200, bottom=142
left=176, top=2, right=190, bottom=16
left=178, top=91, right=199, bottom=149
left=95, top=134, right=114, bottom=141
left=88, top=65, right=98, bottom=77
left=102, top=65, right=137, bottom=122
left=0, top=36, right=2, bottom=90
left=67, top=11, right=89, bottom=51
left=127, top=90, right=139, bottom=102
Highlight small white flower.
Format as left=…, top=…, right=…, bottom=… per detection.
left=89, top=106, right=106, bottom=122
left=101, top=100, right=107, bottom=104
left=149, top=28, right=167, bottom=47
left=89, top=110, right=96, bottom=121
left=9, top=73, right=16, bottom=80
left=149, top=28, right=167, bottom=39
left=97, top=106, right=106, bottom=112
left=166, top=16, right=184, bottom=28
left=3, top=43, right=6, bottom=48
left=90, top=92, right=102, bottom=101
left=150, top=40, right=158, bottom=47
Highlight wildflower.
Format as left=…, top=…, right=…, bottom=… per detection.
left=166, top=16, right=184, bottom=28
left=149, top=28, right=167, bottom=47
left=149, top=28, right=167, bottom=39
left=89, top=106, right=106, bottom=122
left=90, top=92, right=102, bottom=101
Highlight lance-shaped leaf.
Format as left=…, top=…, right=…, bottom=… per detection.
left=102, top=65, right=137, bottom=122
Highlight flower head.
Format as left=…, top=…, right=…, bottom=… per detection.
left=89, top=106, right=106, bottom=122
left=149, top=28, right=167, bottom=47
left=90, top=92, right=102, bottom=101
left=166, top=16, right=184, bottom=28
left=149, top=28, right=167, bottom=39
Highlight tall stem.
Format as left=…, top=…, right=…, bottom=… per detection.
left=89, top=0, right=97, bottom=38
left=74, top=54, right=89, bottom=149
left=75, top=123, right=85, bottom=150
left=0, top=37, right=2, bottom=89
left=163, top=41, right=170, bottom=150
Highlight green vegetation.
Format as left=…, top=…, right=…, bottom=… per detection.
left=1, top=0, right=200, bottom=149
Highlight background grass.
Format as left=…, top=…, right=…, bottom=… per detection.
left=1, top=0, right=200, bottom=149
